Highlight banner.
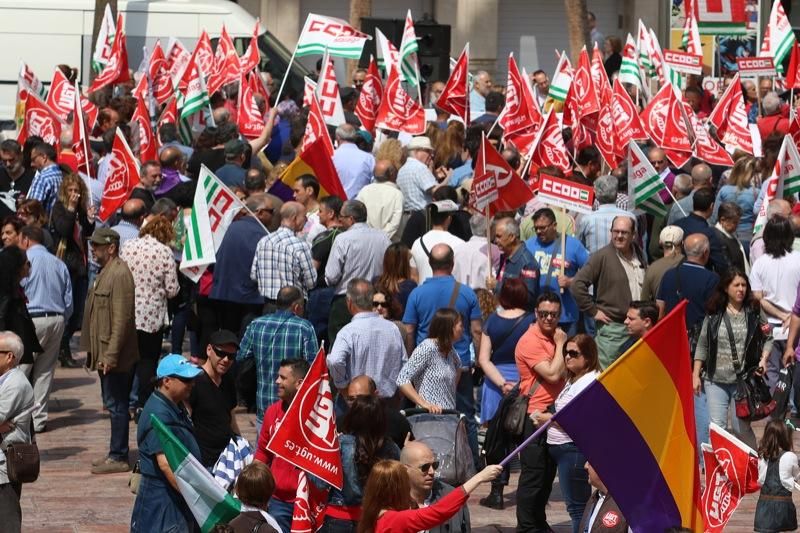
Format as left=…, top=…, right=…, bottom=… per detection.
left=537, top=174, right=594, bottom=213
left=295, top=14, right=370, bottom=59
left=736, top=57, right=777, bottom=77
left=664, top=49, right=703, bottom=75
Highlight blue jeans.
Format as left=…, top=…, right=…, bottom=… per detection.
left=101, top=370, right=133, bottom=461
left=705, top=380, right=757, bottom=450
left=268, top=497, right=294, bottom=533
left=456, top=370, right=480, bottom=471
left=320, top=517, right=356, bottom=533
left=695, top=387, right=710, bottom=465
left=548, top=442, right=591, bottom=533
left=171, top=305, right=199, bottom=356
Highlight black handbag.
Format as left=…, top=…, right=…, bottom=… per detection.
left=722, top=314, right=776, bottom=421
left=4, top=420, right=40, bottom=484
left=503, top=380, right=540, bottom=436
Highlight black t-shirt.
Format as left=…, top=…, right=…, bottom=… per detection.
left=311, top=227, right=342, bottom=287
left=189, top=369, right=238, bottom=467
left=188, top=148, right=226, bottom=180
left=0, top=167, right=35, bottom=218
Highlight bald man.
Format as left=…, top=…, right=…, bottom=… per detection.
left=667, top=163, right=713, bottom=225
left=356, top=159, right=403, bottom=240
left=400, top=441, right=471, bottom=532
left=251, top=201, right=316, bottom=310
left=157, top=145, right=187, bottom=197
left=470, top=71, right=492, bottom=115
left=647, top=147, right=676, bottom=204
left=111, top=198, right=147, bottom=245
left=346, top=375, right=412, bottom=448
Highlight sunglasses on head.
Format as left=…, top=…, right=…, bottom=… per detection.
left=417, top=461, right=439, bottom=473
left=212, top=345, right=237, bottom=360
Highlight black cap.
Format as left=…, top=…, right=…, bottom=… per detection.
left=208, top=329, right=240, bottom=348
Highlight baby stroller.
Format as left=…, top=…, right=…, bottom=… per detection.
left=401, top=408, right=476, bottom=486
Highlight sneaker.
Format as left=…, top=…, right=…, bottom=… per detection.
left=59, top=356, right=83, bottom=368
left=91, top=457, right=130, bottom=474
left=91, top=456, right=109, bottom=467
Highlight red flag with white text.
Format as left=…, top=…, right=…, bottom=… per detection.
left=291, top=471, right=328, bottom=533
left=237, top=73, right=265, bottom=139
left=374, top=66, right=425, bottom=135
left=611, top=79, right=647, bottom=163
left=89, top=14, right=131, bottom=93
left=149, top=41, right=174, bottom=105
left=685, top=103, right=733, bottom=166
left=301, top=92, right=334, bottom=157
left=499, top=54, right=543, bottom=137
left=354, top=57, right=383, bottom=134
left=239, top=20, right=261, bottom=74
left=46, top=69, right=76, bottom=122
left=158, top=95, right=178, bottom=129
left=17, top=94, right=62, bottom=152
left=266, top=347, right=344, bottom=490
left=572, top=47, right=600, bottom=117
left=435, top=44, right=470, bottom=124
left=707, top=73, right=753, bottom=154
left=166, top=39, right=191, bottom=88
left=207, top=26, right=240, bottom=96
left=72, top=81, right=92, bottom=175
left=530, top=110, right=572, bottom=176
left=471, top=135, right=533, bottom=216
left=193, top=31, right=215, bottom=78
left=99, top=129, right=140, bottom=222
left=132, top=90, right=157, bottom=162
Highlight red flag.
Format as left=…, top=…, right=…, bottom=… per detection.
left=707, top=73, right=753, bottom=154
left=46, top=69, right=76, bottom=122
left=686, top=103, right=734, bottom=166
left=611, top=79, right=647, bottom=162
left=709, top=423, right=760, bottom=495
left=81, top=95, right=99, bottom=131
left=572, top=47, right=600, bottom=117
left=375, top=67, right=425, bottom=135
left=435, top=44, right=470, bottom=124
left=249, top=71, right=270, bottom=106
left=17, top=94, right=62, bottom=152
left=266, top=347, right=344, bottom=490
left=787, top=42, right=800, bottom=89
left=301, top=93, right=334, bottom=157
left=790, top=111, right=800, bottom=148
left=354, top=57, right=383, bottom=134
left=207, top=26, right=240, bottom=96
left=239, top=20, right=261, bottom=74
left=641, top=83, right=693, bottom=160
left=530, top=110, right=572, bottom=176
left=595, top=81, right=619, bottom=169
left=158, top=96, right=178, bottom=128
left=166, top=39, right=191, bottom=88
left=237, top=73, right=265, bottom=140
left=132, top=91, right=157, bottom=162
left=89, top=15, right=131, bottom=93
left=471, top=135, right=533, bottom=216
left=291, top=471, right=329, bottom=533
left=149, top=41, right=174, bottom=105
left=499, top=55, right=543, bottom=136
left=71, top=81, right=92, bottom=176
left=193, top=30, right=215, bottom=78
left=591, top=43, right=611, bottom=100
left=99, top=129, right=140, bottom=222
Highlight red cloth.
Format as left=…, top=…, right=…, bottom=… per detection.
left=254, top=400, right=300, bottom=502
left=59, top=150, right=79, bottom=173
left=757, top=114, right=790, bottom=140
left=374, top=487, right=468, bottom=533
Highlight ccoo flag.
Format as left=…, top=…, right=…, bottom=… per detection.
left=295, top=14, right=370, bottom=59
left=151, top=415, right=241, bottom=532
left=553, top=301, right=703, bottom=532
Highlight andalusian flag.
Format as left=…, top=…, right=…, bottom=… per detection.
left=637, top=20, right=655, bottom=77
left=399, top=10, right=420, bottom=86
left=628, top=141, right=668, bottom=217
left=375, top=28, right=400, bottom=73
left=151, top=415, right=241, bottom=532
left=681, top=13, right=702, bottom=56
left=548, top=52, right=572, bottom=102
left=92, top=3, right=116, bottom=73
left=180, top=165, right=244, bottom=281
left=754, top=135, right=800, bottom=234
left=765, top=0, right=795, bottom=74
left=618, top=34, right=641, bottom=88
left=295, top=14, right=370, bottom=59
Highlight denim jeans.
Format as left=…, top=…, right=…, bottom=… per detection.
left=319, top=517, right=356, bottom=533
left=548, top=442, right=591, bottom=533
left=456, top=370, right=480, bottom=471
left=171, top=305, right=199, bottom=356
left=268, top=497, right=294, bottom=533
left=695, top=387, right=710, bottom=464
left=101, top=369, right=133, bottom=461
left=705, top=380, right=757, bottom=450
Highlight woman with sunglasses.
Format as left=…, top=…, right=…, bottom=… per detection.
left=374, top=243, right=417, bottom=320
left=16, top=199, right=54, bottom=251
left=531, top=334, right=599, bottom=533
left=372, top=290, right=414, bottom=355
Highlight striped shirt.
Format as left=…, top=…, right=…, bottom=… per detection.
left=237, top=310, right=318, bottom=416
left=397, top=158, right=437, bottom=212
left=251, top=226, right=317, bottom=300
left=325, top=223, right=390, bottom=295
left=22, top=244, right=73, bottom=318
left=27, top=164, right=63, bottom=213
left=396, top=338, right=460, bottom=410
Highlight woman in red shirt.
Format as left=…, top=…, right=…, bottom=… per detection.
left=358, top=460, right=502, bottom=533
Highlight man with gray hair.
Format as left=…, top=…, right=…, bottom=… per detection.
left=453, top=213, right=500, bottom=289
left=356, top=160, right=403, bottom=239
left=326, top=200, right=391, bottom=344
left=577, top=175, right=637, bottom=254
left=489, top=217, right=540, bottom=311
left=129, top=160, right=162, bottom=212
left=328, top=278, right=406, bottom=410
left=470, top=70, right=492, bottom=115
left=757, top=91, right=789, bottom=140
left=0, top=331, right=33, bottom=532
left=667, top=163, right=712, bottom=225
left=332, top=123, right=375, bottom=199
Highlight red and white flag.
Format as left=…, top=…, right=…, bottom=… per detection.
left=707, top=73, right=753, bottom=154
left=529, top=110, right=572, bottom=176
left=471, top=135, right=534, bottom=216
left=595, top=84, right=619, bottom=169
left=591, top=43, right=611, bottom=98
left=71, top=81, right=92, bottom=176
left=89, top=14, right=131, bottom=93
left=239, top=20, right=261, bottom=74
left=301, top=92, right=334, bottom=157
left=701, top=423, right=760, bottom=533
left=572, top=47, right=600, bottom=117
left=291, top=471, right=329, bottom=533
left=158, top=96, right=178, bottom=129
left=499, top=54, right=543, bottom=137
left=266, top=347, right=344, bottom=490
left=316, top=53, right=345, bottom=127
left=374, top=66, right=425, bottom=135
left=354, top=57, right=383, bottom=134
left=303, top=77, right=317, bottom=108
left=166, top=38, right=191, bottom=87
left=435, top=43, right=470, bottom=124
left=148, top=41, right=174, bottom=105
left=99, top=129, right=140, bottom=222
left=641, top=83, right=692, bottom=152
left=237, top=72, right=265, bottom=140
left=786, top=42, right=800, bottom=90
left=17, top=94, right=62, bottom=152
left=193, top=30, right=215, bottom=78
left=207, top=26, right=240, bottom=96
left=686, top=103, right=733, bottom=166
left=132, top=88, right=157, bottom=163
left=45, top=69, right=76, bottom=122
left=611, top=79, right=647, bottom=162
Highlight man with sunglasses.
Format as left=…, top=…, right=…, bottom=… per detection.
left=400, top=441, right=471, bottom=533
left=187, top=330, right=241, bottom=468
left=0, top=140, right=34, bottom=219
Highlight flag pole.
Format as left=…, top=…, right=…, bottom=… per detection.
left=500, top=420, right=552, bottom=466
left=559, top=207, right=566, bottom=294
left=274, top=44, right=299, bottom=106
left=486, top=109, right=506, bottom=138
left=76, top=81, right=93, bottom=181
left=201, top=164, right=268, bottom=233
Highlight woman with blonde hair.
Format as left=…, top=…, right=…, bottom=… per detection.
left=374, top=138, right=406, bottom=170
left=434, top=121, right=466, bottom=170
left=713, top=155, right=758, bottom=247
left=358, top=460, right=501, bottom=533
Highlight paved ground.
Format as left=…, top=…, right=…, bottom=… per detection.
left=19, top=357, right=799, bottom=532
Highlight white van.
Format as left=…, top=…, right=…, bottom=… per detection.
left=0, top=0, right=310, bottom=128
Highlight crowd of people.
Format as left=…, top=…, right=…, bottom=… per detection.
left=3, top=17, right=800, bottom=531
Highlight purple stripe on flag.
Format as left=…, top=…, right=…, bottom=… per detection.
left=554, top=382, right=681, bottom=532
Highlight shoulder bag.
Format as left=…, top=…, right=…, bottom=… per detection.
left=503, top=378, right=540, bottom=436
left=724, top=314, right=776, bottom=421
left=4, top=420, right=40, bottom=484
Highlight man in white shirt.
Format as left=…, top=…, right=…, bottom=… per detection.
left=397, top=136, right=438, bottom=212
left=453, top=214, right=499, bottom=289
left=332, top=124, right=375, bottom=199
left=411, top=200, right=465, bottom=284
left=356, top=160, right=403, bottom=240
left=578, top=462, right=631, bottom=532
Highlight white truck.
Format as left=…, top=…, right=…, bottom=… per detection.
left=0, top=0, right=309, bottom=129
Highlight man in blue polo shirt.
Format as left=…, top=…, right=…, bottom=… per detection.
left=403, top=243, right=482, bottom=469
left=525, top=207, right=590, bottom=334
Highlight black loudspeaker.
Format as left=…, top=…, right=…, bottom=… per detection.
left=359, top=18, right=403, bottom=67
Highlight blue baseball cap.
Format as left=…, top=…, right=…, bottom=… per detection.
left=157, top=354, right=203, bottom=380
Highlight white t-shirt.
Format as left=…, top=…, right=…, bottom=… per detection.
left=749, top=251, right=800, bottom=324
left=758, top=451, right=800, bottom=492
left=547, top=370, right=598, bottom=445
left=411, top=230, right=465, bottom=284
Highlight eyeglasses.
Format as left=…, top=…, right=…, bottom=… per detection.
left=649, top=159, right=665, bottom=165
left=211, top=345, right=237, bottom=360
left=611, top=229, right=631, bottom=236
left=536, top=310, right=559, bottom=320
left=372, top=301, right=389, bottom=308
left=417, top=461, right=439, bottom=473
left=533, top=223, right=554, bottom=232
left=565, top=349, right=582, bottom=358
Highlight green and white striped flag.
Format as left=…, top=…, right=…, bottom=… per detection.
left=548, top=52, right=572, bottom=102
left=375, top=28, right=400, bottom=73
left=151, top=415, right=241, bottom=532
left=766, top=0, right=795, bottom=74
left=295, top=13, right=370, bottom=59
left=399, top=10, right=420, bottom=86
left=628, top=141, right=668, bottom=217
left=180, top=165, right=245, bottom=282
left=777, top=134, right=800, bottom=197
left=177, top=60, right=209, bottom=121
left=92, top=3, right=116, bottom=73
left=618, top=34, right=641, bottom=88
